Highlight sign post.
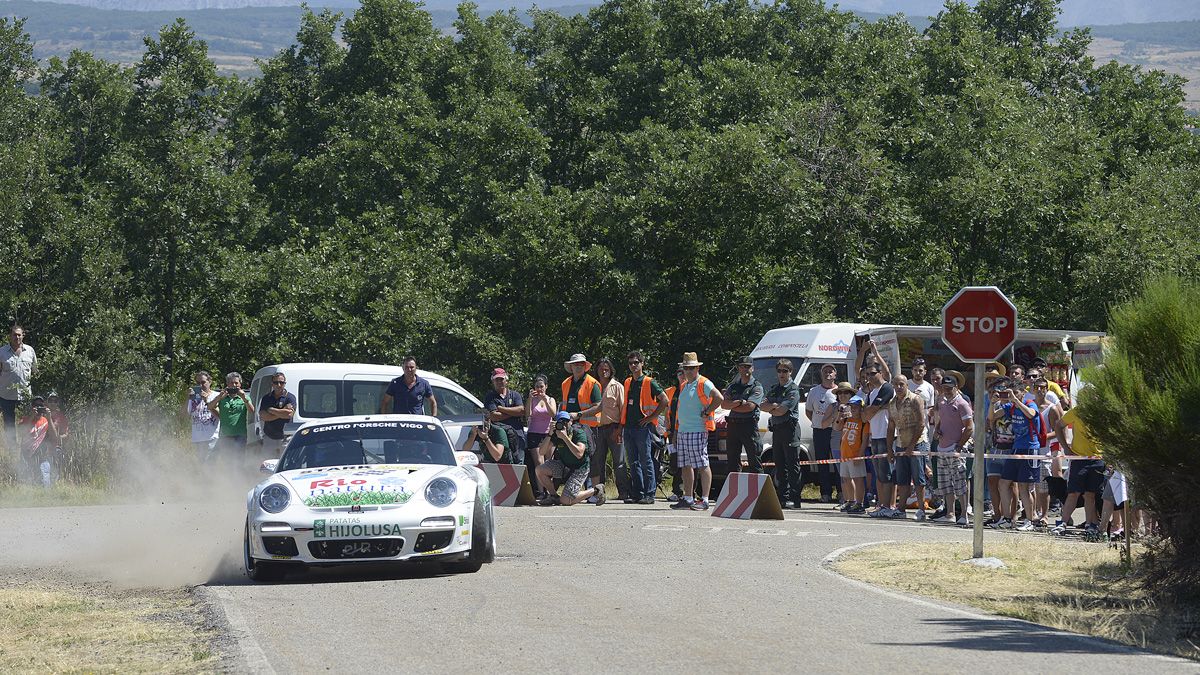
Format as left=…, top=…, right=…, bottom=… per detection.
left=941, top=287, right=1018, bottom=559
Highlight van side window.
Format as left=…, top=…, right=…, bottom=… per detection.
left=299, top=381, right=341, bottom=418
left=796, top=363, right=847, bottom=397
left=347, top=381, right=388, bottom=416
left=432, top=385, right=484, bottom=423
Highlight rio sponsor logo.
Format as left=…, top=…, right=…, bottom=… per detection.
left=313, top=519, right=404, bottom=538
left=303, top=489, right=413, bottom=508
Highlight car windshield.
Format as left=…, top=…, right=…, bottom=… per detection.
left=278, top=420, right=455, bottom=471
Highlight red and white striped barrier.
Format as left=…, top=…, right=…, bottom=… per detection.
left=481, top=463, right=536, bottom=507
left=711, top=472, right=784, bottom=520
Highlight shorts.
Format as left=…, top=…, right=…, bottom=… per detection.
left=838, top=456, right=867, bottom=479
left=1001, top=448, right=1041, bottom=484
left=1066, top=459, right=1105, bottom=494
left=541, top=459, right=590, bottom=497
left=870, top=439, right=893, bottom=483
left=1035, top=461, right=1052, bottom=494
left=893, top=443, right=928, bottom=487
left=676, top=432, right=709, bottom=468
left=986, top=443, right=1011, bottom=477
left=933, top=446, right=967, bottom=496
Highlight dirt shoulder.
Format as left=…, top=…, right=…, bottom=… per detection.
left=833, top=538, right=1199, bottom=662
left=0, top=568, right=228, bottom=673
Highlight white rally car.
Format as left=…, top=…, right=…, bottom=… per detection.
left=244, top=415, right=496, bottom=581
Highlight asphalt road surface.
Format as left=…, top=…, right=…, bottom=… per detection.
left=1, top=501, right=1193, bottom=673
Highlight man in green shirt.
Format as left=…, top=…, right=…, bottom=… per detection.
left=535, top=411, right=602, bottom=506
left=461, top=415, right=515, bottom=463
left=208, top=371, right=255, bottom=461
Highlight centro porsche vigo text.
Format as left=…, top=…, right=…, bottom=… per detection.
left=244, top=415, right=496, bottom=581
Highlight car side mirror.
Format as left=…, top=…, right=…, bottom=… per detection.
left=455, top=451, right=479, bottom=467
left=260, top=459, right=279, bottom=474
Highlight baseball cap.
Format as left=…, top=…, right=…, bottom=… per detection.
left=490, top=368, right=508, bottom=380
left=848, top=395, right=864, bottom=405
left=554, top=411, right=571, bottom=421
left=940, top=376, right=957, bottom=386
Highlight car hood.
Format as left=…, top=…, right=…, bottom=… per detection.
left=278, top=464, right=453, bottom=509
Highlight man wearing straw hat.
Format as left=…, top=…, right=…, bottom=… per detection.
left=561, top=353, right=603, bottom=461
left=669, top=352, right=724, bottom=511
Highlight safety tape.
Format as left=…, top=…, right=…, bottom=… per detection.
left=788, top=451, right=1103, bottom=466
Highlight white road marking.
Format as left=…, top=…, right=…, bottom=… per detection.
left=819, top=541, right=1192, bottom=664
left=201, top=587, right=278, bottom=675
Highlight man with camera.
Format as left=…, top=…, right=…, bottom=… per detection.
left=535, top=411, right=602, bottom=506
left=258, top=373, right=296, bottom=457
left=462, top=413, right=516, bottom=464
left=483, top=368, right=526, bottom=466
left=185, top=371, right=220, bottom=461
left=18, top=395, right=59, bottom=487
left=208, top=372, right=255, bottom=464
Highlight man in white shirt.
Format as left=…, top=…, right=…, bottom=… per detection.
left=804, top=364, right=839, bottom=503
left=0, top=325, right=37, bottom=443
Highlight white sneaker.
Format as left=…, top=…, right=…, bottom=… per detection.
left=956, top=516, right=968, bottom=526
left=915, top=509, right=926, bottom=522
left=1016, top=520, right=1035, bottom=532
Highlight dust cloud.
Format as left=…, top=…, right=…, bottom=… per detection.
left=0, top=430, right=277, bottom=588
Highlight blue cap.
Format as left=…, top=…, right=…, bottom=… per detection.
left=555, top=411, right=571, bottom=421
left=848, top=395, right=864, bottom=405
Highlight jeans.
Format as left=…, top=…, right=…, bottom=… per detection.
left=812, top=427, right=836, bottom=498
left=771, top=422, right=801, bottom=503
left=725, top=418, right=762, bottom=475
left=624, top=424, right=655, bottom=500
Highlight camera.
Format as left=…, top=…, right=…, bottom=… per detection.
left=226, top=387, right=238, bottom=396
left=481, top=417, right=492, bottom=432
left=35, top=406, right=49, bottom=414
left=554, top=418, right=568, bottom=432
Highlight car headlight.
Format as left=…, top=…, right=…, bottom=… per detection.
left=259, top=484, right=291, bottom=513
left=424, top=478, right=457, bottom=508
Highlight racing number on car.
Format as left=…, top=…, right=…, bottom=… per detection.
left=342, top=542, right=371, bottom=556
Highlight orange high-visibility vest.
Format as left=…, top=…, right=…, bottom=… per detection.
left=561, top=374, right=601, bottom=427
left=664, top=385, right=678, bottom=440
left=686, top=376, right=716, bottom=432
left=620, top=376, right=661, bottom=425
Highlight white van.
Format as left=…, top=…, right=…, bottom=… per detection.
left=749, top=323, right=1105, bottom=455
left=248, top=363, right=485, bottom=450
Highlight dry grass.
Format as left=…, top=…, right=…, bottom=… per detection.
left=0, top=483, right=122, bottom=509
left=0, top=581, right=217, bottom=673
left=835, top=538, right=1200, bottom=662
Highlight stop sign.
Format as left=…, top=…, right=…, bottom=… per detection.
left=941, top=286, right=1018, bottom=362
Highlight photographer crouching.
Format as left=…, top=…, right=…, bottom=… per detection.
left=535, top=411, right=602, bottom=506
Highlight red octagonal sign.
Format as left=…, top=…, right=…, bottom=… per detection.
left=941, top=286, right=1018, bottom=362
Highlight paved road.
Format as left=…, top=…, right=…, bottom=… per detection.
left=196, top=504, right=1192, bottom=674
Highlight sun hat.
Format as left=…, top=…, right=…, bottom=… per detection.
left=986, top=362, right=1006, bottom=377
left=491, top=368, right=508, bottom=380
left=680, top=352, right=703, bottom=367
left=833, top=381, right=856, bottom=395
left=563, top=353, right=592, bottom=372
left=945, top=370, right=966, bottom=388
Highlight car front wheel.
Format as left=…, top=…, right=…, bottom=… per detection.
left=244, top=522, right=286, bottom=582
left=444, top=498, right=491, bottom=574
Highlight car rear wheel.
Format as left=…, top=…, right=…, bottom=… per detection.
left=244, top=523, right=286, bottom=582
left=444, top=497, right=491, bottom=574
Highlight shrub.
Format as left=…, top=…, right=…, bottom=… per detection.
left=1077, top=275, right=1200, bottom=599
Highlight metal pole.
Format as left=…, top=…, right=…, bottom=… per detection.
left=972, top=362, right=986, bottom=559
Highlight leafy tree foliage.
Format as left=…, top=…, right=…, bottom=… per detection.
left=0, top=0, right=1196, bottom=410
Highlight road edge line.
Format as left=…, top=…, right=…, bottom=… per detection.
left=194, top=586, right=278, bottom=674
left=819, top=540, right=1189, bottom=664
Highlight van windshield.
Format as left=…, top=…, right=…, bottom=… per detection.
left=278, top=420, right=455, bottom=471
left=752, top=358, right=805, bottom=388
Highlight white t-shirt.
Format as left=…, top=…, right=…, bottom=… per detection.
left=866, top=382, right=895, bottom=440
left=910, top=380, right=935, bottom=410
left=804, top=385, right=837, bottom=430
left=186, top=390, right=221, bottom=442
left=0, top=344, right=37, bottom=401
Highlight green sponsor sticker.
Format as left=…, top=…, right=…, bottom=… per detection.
left=314, top=519, right=326, bottom=538
left=303, top=489, right=412, bottom=508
